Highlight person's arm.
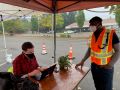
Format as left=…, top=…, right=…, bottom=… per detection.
left=75, top=47, right=91, bottom=69
left=22, top=65, right=47, bottom=78
left=13, top=58, right=22, bottom=77
left=28, top=69, right=40, bottom=76
left=81, top=47, right=91, bottom=62
left=21, top=69, right=40, bottom=78
left=108, top=43, right=120, bottom=67
left=37, top=66, right=48, bottom=71
left=77, top=47, right=91, bottom=65
left=21, top=57, right=41, bottom=78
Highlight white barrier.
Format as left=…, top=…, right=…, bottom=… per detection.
left=6, top=54, right=13, bottom=63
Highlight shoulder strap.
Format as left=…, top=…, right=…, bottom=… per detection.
left=105, top=29, right=110, bottom=45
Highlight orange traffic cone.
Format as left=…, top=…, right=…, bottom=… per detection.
left=41, top=43, right=47, bottom=55
left=68, top=46, right=73, bottom=60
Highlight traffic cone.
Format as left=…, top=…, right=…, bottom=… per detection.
left=41, top=43, right=47, bottom=55
left=68, top=46, right=73, bottom=61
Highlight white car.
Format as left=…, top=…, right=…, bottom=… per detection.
left=64, top=30, right=74, bottom=34
left=47, top=31, right=54, bottom=34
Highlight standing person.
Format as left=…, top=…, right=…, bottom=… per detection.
left=13, top=42, right=47, bottom=78
left=75, top=16, right=120, bottom=90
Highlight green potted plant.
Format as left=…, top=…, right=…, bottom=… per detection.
left=58, top=55, right=72, bottom=70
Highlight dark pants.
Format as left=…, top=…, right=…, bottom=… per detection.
left=91, top=63, right=114, bottom=90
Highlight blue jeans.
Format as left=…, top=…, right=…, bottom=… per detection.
left=91, top=63, right=114, bottom=90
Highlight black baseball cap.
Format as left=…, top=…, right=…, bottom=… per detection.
left=89, top=16, right=102, bottom=26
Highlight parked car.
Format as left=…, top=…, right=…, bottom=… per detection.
left=47, top=31, right=54, bottom=34
left=64, top=30, right=74, bottom=34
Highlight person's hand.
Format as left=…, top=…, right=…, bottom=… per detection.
left=38, top=67, right=48, bottom=72
left=21, top=74, right=28, bottom=78
left=75, top=61, right=84, bottom=70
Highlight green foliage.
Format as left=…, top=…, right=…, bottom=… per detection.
left=75, top=10, right=85, bottom=28
left=31, top=15, right=38, bottom=32
left=60, top=33, right=71, bottom=38
left=105, top=5, right=120, bottom=27
left=58, top=55, right=71, bottom=70
left=0, top=31, right=2, bottom=34
left=114, top=5, right=120, bottom=27
left=62, top=12, right=76, bottom=28
left=4, top=18, right=30, bottom=34
left=39, top=14, right=64, bottom=31
left=56, top=14, right=64, bottom=30
left=40, top=14, right=51, bottom=29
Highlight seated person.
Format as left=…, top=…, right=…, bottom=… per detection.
left=13, top=42, right=47, bottom=78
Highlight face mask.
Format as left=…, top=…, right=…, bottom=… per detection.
left=26, top=53, right=34, bottom=59
left=89, top=26, right=97, bottom=32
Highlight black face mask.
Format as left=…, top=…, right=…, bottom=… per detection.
left=26, top=53, right=35, bottom=59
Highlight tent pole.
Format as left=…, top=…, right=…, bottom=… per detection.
left=53, top=0, right=57, bottom=63
left=0, top=15, right=7, bottom=56
left=53, top=12, right=56, bottom=63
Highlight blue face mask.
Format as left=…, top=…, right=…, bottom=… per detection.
left=26, top=53, right=34, bottom=59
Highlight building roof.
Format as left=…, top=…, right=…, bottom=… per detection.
left=65, top=23, right=78, bottom=29
left=65, top=18, right=117, bottom=29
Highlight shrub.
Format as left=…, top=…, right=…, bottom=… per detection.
left=60, top=33, right=71, bottom=38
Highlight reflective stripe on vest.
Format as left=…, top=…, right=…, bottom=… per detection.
left=90, top=28, right=114, bottom=65
left=91, top=50, right=114, bottom=58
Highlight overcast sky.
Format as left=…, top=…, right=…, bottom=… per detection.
left=84, top=7, right=115, bottom=20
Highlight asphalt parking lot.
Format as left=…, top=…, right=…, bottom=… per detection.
left=0, top=35, right=120, bottom=90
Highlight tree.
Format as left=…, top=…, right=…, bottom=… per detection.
left=114, top=5, right=120, bottom=27
left=105, top=5, right=120, bottom=27
left=39, top=14, right=64, bottom=32
left=62, top=12, right=76, bottom=28
left=75, top=10, right=85, bottom=28
left=115, top=10, right=120, bottom=27
left=31, top=15, right=38, bottom=33
left=3, top=18, right=30, bottom=34
left=40, top=14, right=51, bottom=31
left=56, top=14, right=64, bottom=30
left=21, top=19, right=31, bottom=32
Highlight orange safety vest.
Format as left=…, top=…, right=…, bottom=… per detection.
left=90, top=27, right=115, bottom=65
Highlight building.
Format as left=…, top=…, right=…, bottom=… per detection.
left=65, top=18, right=119, bottom=32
